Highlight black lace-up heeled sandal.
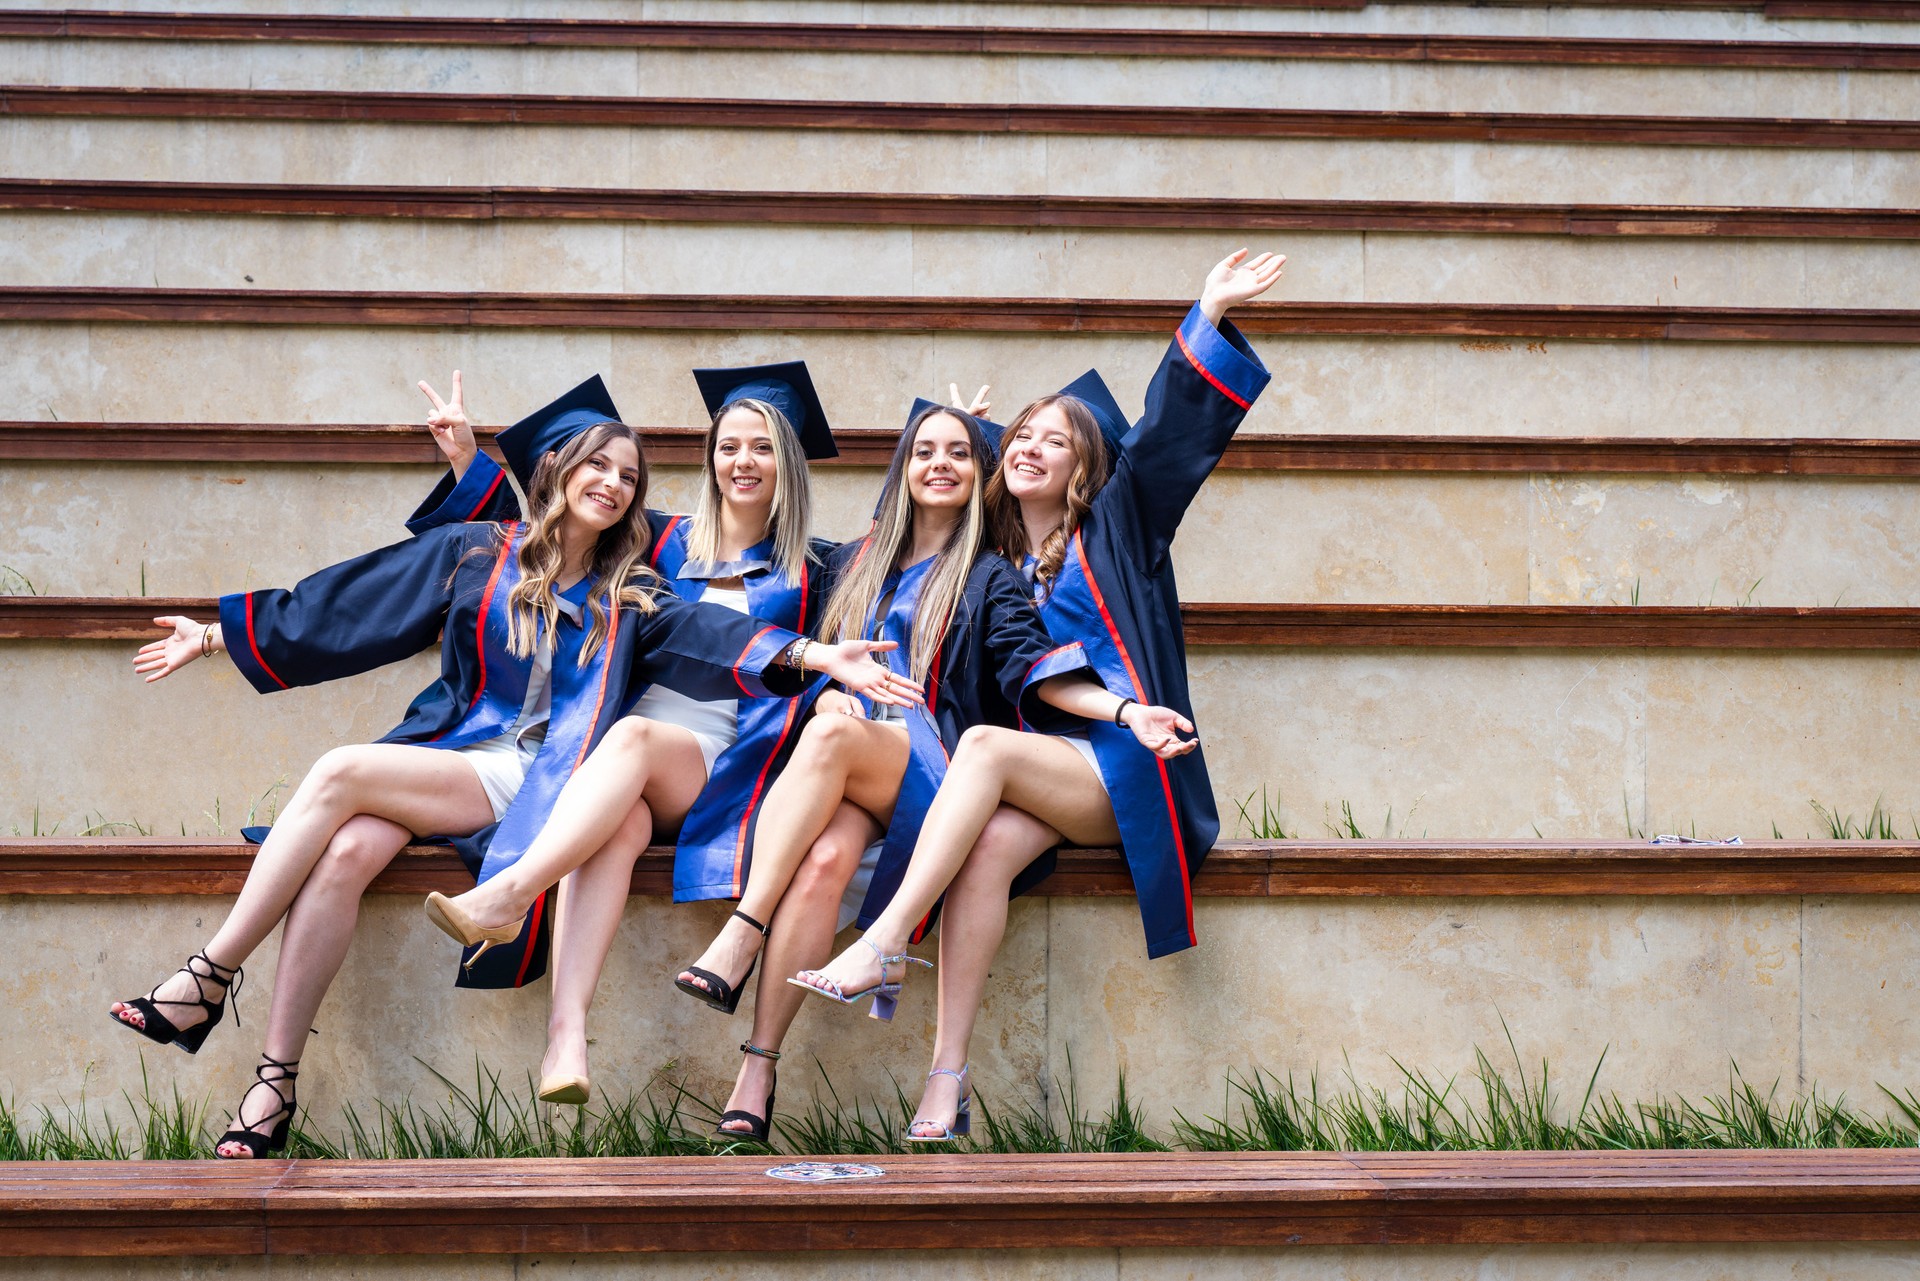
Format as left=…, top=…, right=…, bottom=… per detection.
left=214, top=1055, right=299, bottom=1160
left=715, top=1041, right=780, bottom=1144
left=109, top=950, right=242, bottom=1054
left=675, top=910, right=770, bottom=1014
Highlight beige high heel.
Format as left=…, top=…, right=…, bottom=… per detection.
left=424, top=891, right=524, bottom=970
left=537, top=1073, right=591, bottom=1107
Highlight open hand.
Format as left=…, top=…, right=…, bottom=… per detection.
left=134, top=615, right=213, bottom=684
left=417, top=371, right=477, bottom=475
left=815, top=689, right=869, bottom=719
left=810, top=640, right=924, bottom=708
left=1122, top=703, right=1198, bottom=760
left=1199, top=250, right=1287, bottom=324
left=950, top=383, right=992, bottom=419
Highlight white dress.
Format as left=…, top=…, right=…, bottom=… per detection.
left=622, top=584, right=750, bottom=774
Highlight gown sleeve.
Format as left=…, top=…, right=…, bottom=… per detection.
left=624, top=594, right=810, bottom=703
left=1110, top=302, right=1272, bottom=574
left=405, top=451, right=522, bottom=534
left=976, top=557, right=1100, bottom=733
left=217, top=523, right=479, bottom=694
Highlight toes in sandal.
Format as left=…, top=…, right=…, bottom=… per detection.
left=215, top=1055, right=298, bottom=1160
left=674, top=910, right=769, bottom=1015
left=906, top=1065, right=972, bottom=1143
left=788, top=936, right=932, bottom=1023
left=109, top=950, right=242, bottom=1055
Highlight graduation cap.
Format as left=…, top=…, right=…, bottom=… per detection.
left=906, top=397, right=1005, bottom=465
left=493, top=374, right=624, bottom=490
left=1057, top=368, right=1129, bottom=458
left=694, top=360, right=837, bottom=461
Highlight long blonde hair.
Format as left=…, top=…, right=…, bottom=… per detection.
left=816, top=405, right=993, bottom=686
left=685, top=397, right=812, bottom=584
left=505, top=420, right=664, bottom=665
left=984, top=394, right=1112, bottom=593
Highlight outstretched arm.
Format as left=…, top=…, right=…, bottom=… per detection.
left=1035, top=675, right=1197, bottom=761
left=133, top=615, right=225, bottom=683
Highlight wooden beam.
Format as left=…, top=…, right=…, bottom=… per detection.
left=3, top=289, right=1918, bottom=343
left=2, top=87, right=1915, bottom=150
left=5, top=422, right=1916, bottom=475
left=6, top=837, right=1919, bottom=898
left=5, top=13, right=1918, bottom=70
left=1, top=1151, right=1919, bottom=1257
left=4, top=181, right=1915, bottom=239
left=6, top=598, right=1917, bottom=649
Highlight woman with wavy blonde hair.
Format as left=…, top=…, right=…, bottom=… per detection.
left=791, top=249, right=1286, bottom=1144
left=107, top=373, right=903, bottom=1158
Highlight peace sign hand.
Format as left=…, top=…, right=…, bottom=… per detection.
left=417, top=370, right=478, bottom=478
left=950, top=383, right=993, bottom=420
left=1199, top=249, right=1287, bottom=325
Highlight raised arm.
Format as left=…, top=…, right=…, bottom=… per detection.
left=1114, top=250, right=1285, bottom=572
left=406, top=373, right=523, bottom=533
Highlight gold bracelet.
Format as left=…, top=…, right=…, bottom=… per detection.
left=795, top=639, right=810, bottom=675
left=201, top=623, right=214, bottom=658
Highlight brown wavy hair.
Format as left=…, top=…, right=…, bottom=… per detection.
left=505, top=420, right=664, bottom=665
left=983, top=394, right=1112, bottom=595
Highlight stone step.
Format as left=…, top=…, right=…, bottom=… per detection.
left=6, top=209, right=1917, bottom=309
left=5, top=458, right=1917, bottom=606
left=5, top=0, right=1919, bottom=44
left=5, top=317, right=1914, bottom=440
left=11, top=867, right=1915, bottom=1139
left=5, top=117, right=1909, bottom=209
left=6, top=26, right=1918, bottom=118
left=5, top=637, right=1915, bottom=844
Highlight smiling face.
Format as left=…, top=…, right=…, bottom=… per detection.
left=558, top=434, right=642, bottom=534
left=999, top=401, right=1078, bottom=509
left=905, top=411, right=977, bottom=513
left=711, top=403, right=779, bottom=514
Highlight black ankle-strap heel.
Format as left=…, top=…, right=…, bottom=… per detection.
left=716, top=1041, right=780, bottom=1144
left=110, top=950, right=242, bottom=1055
left=674, top=910, right=770, bottom=1015
left=215, top=1055, right=298, bottom=1160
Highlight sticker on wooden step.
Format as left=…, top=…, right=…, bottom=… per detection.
left=765, top=1161, right=887, bottom=1182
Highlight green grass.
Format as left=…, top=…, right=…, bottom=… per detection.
left=6, top=1047, right=1916, bottom=1161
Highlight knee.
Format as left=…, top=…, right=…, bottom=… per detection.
left=953, top=724, right=1019, bottom=771
left=301, top=746, right=370, bottom=808
left=309, top=825, right=393, bottom=891
left=791, top=831, right=864, bottom=897
left=798, top=710, right=862, bottom=761
left=602, top=715, right=657, bottom=758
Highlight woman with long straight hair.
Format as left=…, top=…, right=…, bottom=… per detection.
left=789, top=249, right=1286, bottom=1142
left=107, top=375, right=901, bottom=1157
left=403, top=364, right=899, bottom=1104
left=673, top=400, right=1159, bottom=1143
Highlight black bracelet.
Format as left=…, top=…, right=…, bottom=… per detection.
left=1114, top=697, right=1136, bottom=726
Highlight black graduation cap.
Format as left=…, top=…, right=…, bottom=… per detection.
left=906, top=397, right=1005, bottom=465
left=493, top=374, right=623, bottom=490
left=694, top=360, right=837, bottom=461
left=1058, top=368, right=1129, bottom=457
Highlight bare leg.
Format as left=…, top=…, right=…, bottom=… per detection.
left=215, top=813, right=412, bottom=1157
left=112, top=743, right=494, bottom=1036
left=797, top=727, right=1115, bottom=999
left=913, top=806, right=1060, bottom=1137
left=446, top=716, right=709, bottom=931
left=677, top=714, right=907, bottom=1001
left=719, top=802, right=881, bottom=1134
left=541, top=795, right=662, bottom=1087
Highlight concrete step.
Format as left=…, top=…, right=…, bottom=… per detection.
left=5, top=321, right=1915, bottom=440
left=5, top=637, right=1915, bottom=843
left=5, top=209, right=1917, bottom=310
left=6, top=0, right=1920, bottom=44
left=6, top=32, right=1917, bottom=118
left=4, top=117, right=1908, bottom=209
left=6, top=459, right=1918, bottom=608
left=8, top=868, right=1915, bottom=1141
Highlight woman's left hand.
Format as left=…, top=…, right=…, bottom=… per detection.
left=809, top=640, right=925, bottom=708
left=950, top=383, right=992, bottom=419
left=1199, top=249, right=1287, bottom=324
left=1122, top=703, right=1199, bottom=759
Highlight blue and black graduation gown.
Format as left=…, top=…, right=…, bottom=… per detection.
left=1020, top=302, right=1271, bottom=959
left=809, top=540, right=1095, bottom=932
left=407, top=452, right=834, bottom=903
left=221, top=519, right=807, bottom=987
